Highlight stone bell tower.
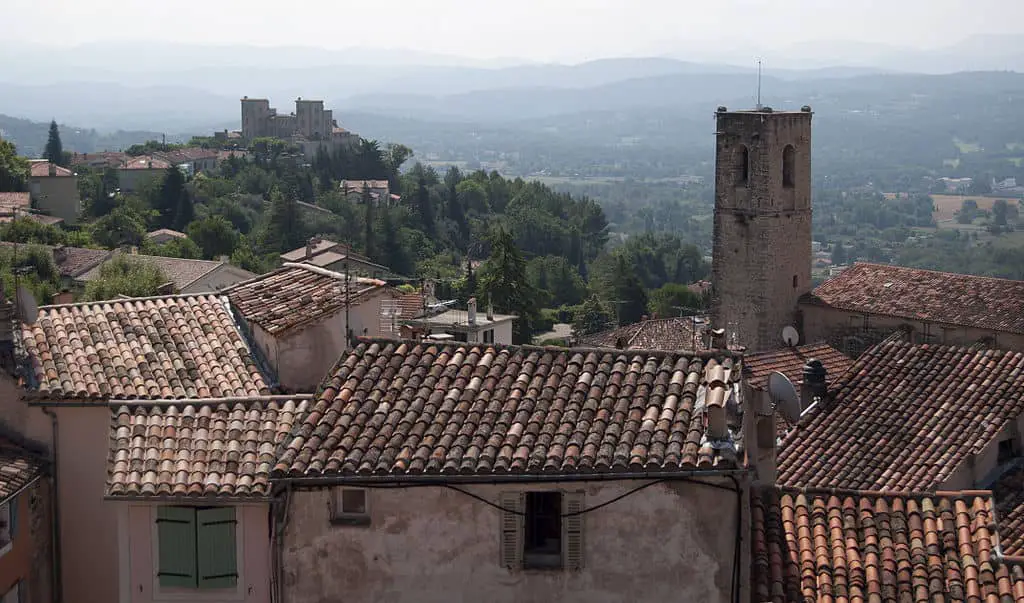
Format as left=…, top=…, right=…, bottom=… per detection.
left=710, top=105, right=813, bottom=352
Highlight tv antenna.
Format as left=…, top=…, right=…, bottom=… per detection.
left=767, top=371, right=801, bottom=424
left=755, top=59, right=763, bottom=110
left=781, top=325, right=800, bottom=347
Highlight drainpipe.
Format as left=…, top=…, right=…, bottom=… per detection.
left=272, top=485, right=293, bottom=603
left=41, top=407, right=62, bottom=603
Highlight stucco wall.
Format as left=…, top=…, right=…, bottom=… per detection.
left=118, top=169, right=163, bottom=193
left=180, top=265, right=256, bottom=294
left=800, top=304, right=1024, bottom=355
left=54, top=406, right=119, bottom=603
left=119, top=503, right=271, bottom=603
left=251, top=294, right=386, bottom=392
left=281, top=480, right=741, bottom=603
left=30, top=175, right=81, bottom=223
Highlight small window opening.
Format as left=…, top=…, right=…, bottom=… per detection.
left=524, top=491, right=562, bottom=569
left=999, top=438, right=1021, bottom=464
left=792, top=275, right=798, bottom=288
left=782, top=145, right=796, bottom=188
left=331, top=488, right=370, bottom=525
left=735, top=146, right=749, bottom=186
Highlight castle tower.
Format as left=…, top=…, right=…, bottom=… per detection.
left=710, top=106, right=813, bottom=352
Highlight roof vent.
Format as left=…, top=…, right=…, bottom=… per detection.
left=717, top=106, right=728, bottom=113
left=801, top=105, right=812, bottom=112
left=800, top=359, right=828, bottom=410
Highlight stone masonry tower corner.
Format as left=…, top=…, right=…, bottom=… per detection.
left=710, top=106, right=813, bottom=352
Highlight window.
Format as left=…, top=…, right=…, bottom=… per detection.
left=500, top=491, right=583, bottom=571
left=792, top=275, right=798, bottom=289
left=0, top=495, right=17, bottom=558
left=156, top=506, right=237, bottom=589
left=483, top=329, right=494, bottom=344
left=782, top=144, right=796, bottom=188
left=735, top=146, right=749, bottom=186
left=330, top=488, right=370, bottom=525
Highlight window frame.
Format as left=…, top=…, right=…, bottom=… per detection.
left=523, top=491, right=563, bottom=570
left=782, top=144, right=796, bottom=188
left=152, top=505, right=242, bottom=596
left=500, top=490, right=584, bottom=572
left=0, top=495, right=18, bottom=559
left=330, top=488, right=371, bottom=526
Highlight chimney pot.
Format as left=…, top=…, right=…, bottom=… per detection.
left=467, top=298, right=477, bottom=325
left=48, top=163, right=56, bottom=177
left=800, top=358, right=828, bottom=410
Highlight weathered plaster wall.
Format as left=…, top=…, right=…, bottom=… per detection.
left=711, top=111, right=813, bottom=353
left=119, top=503, right=271, bottom=603
left=281, top=480, right=741, bottom=603
left=800, top=304, right=1024, bottom=355
left=0, top=480, right=52, bottom=603
left=179, top=265, right=256, bottom=294
left=29, top=175, right=81, bottom=223
left=254, top=294, right=387, bottom=392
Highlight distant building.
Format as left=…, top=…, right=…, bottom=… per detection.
left=26, top=160, right=81, bottom=224
left=340, top=179, right=398, bottom=205
left=281, top=237, right=391, bottom=279
left=400, top=298, right=516, bottom=345
left=153, top=147, right=219, bottom=175
left=239, top=96, right=359, bottom=159
left=145, top=228, right=189, bottom=245
left=117, top=156, right=171, bottom=192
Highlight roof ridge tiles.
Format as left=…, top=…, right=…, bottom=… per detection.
left=851, top=260, right=1024, bottom=285
left=38, top=292, right=226, bottom=309
left=769, top=483, right=997, bottom=500
left=110, top=394, right=314, bottom=408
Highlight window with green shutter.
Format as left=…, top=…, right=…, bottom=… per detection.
left=156, top=506, right=197, bottom=588
left=156, top=506, right=238, bottom=590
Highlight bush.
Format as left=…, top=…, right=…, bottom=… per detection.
left=83, top=256, right=168, bottom=301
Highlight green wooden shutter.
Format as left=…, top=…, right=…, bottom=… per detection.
left=156, top=506, right=197, bottom=588
left=499, top=492, right=523, bottom=570
left=563, top=491, right=584, bottom=570
left=196, top=507, right=238, bottom=589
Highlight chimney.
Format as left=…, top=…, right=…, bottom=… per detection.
left=48, top=163, right=56, bottom=177
left=156, top=282, right=177, bottom=295
left=147, top=161, right=152, bottom=169
left=51, top=290, right=73, bottom=305
left=800, top=359, right=828, bottom=411
left=641, top=314, right=649, bottom=322
left=53, top=245, right=67, bottom=264
left=467, top=297, right=477, bottom=325
left=305, top=237, right=319, bottom=260
left=217, top=255, right=229, bottom=263
left=486, top=296, right=494, bottom=320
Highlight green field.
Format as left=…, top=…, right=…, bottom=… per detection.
left=943, top=158, right=960, bottom=168
left=1008, top=157, right=1024, bottom=167
left=954, top=138, right=981, bottom=153
left=531, top=176, right=624, bottom=186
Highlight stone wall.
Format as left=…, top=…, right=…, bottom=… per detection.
left=711, top=110, right=813, bottom=353
left=280, top=480, right=742, bottom=603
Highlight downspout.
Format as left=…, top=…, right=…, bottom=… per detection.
left=41, top=407, right=62, bottom=603
left=272, top=485, right=293, bottom=603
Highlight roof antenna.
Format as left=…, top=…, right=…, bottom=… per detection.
left=755, top=59, right=763, bottom=110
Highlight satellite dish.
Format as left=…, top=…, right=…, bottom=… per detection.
left=15, top=285, right=38, bottom=325
left=768, top=371, right=801, bottom=423
left=781, top=325, right=800, bottom=347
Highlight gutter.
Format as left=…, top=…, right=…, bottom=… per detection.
left=102, top=494, right=272, bottom=504
left=41, top=407, right=62, bottom=603
left=271, top=468, right=748, bottom=489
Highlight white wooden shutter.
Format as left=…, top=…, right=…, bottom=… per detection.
left=196, top=507, right=238, bottom=589
left=156, top=506, right=197, bottom=588
left=563, top=491, right=584, bottom=571
left=499, top=492, right=524, bottom=570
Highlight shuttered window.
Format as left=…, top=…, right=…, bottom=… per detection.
left=500, top=490, right=584, bottom=571
left=157, top=506, right=238, bottom=590
left=156, top=506, right=197, bottom=588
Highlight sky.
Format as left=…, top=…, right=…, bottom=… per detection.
left=6, top=0, right=1024, bottom=63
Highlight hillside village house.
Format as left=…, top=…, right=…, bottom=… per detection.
left=145, top=228, right=188, bottom=246
left=153, top=148, right=219, bottom=175
left=799, top=262, right=1024, bottom=355
left=79, top=250, right=256, bottom=294
left=226, top=264, right=399, bottom=392
left=340, top=180, right=399, bottom=205
left=270, top=339, right=750, bottom=603
left=105, top=395, right=309, bottom=603
left=118, top=156, right=172, bottom=192
left=26, top=160, right=81, bottom=224
left=400, top=298, right=516, bottom=345
left=280, top=238, right=390, bottom=279
left=576, top=316, right=710, bottom=351
left=8, top=294, right=273, bottom=603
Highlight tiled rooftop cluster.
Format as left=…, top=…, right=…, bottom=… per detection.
left=576, top=317, right=708, bottom=351
left=805, top=262, right=1024, bottom=335
left=21, top=295, right=269, bottom=400
left=777, top=341, right=1024, bottom=491
left=751, top=486, right=1024, bottom=602
left=994, top=466, right=1024, bottom=557
left=227, top=265, right=389, bottom=335
left=274, top=339, right=742, bottom=478
left=106, top=396, right=310, bottom=498
left=79, top=251, right=244, bottom=292
left=744, top=343, right=853, bottom=390
left=0, top=440, right=46, bottom=503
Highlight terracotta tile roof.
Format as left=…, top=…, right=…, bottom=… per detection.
left=154, top=147, right=218, bottom=164
left=994, top=466, right=1024, bottom=556
left=744, top=343, right=854, bottom=390
left=576, top=317, right=708, bottom=351
left=79, top=253, right=250, bottom=291
left=0, top=243, right=111, bottom=278
left=120, top=156, right=171, bottom=170
left=0, top=440, right=46, bottom=504
left=106, top=396, right=310, bottom=499
left=145, top=228, right=187, bottom=240
left=273, top=339, right=743, bottom=479
left=280, top=238, right=345, bottom=262
left=777, top=341, right=1024, bottom=490
left=70, top=152, right=127, bottom=168
left=751, top=486, right=1024, bottom=603
left=28, top=161, right=73, bottom=177
left=226, top=265, right=390, bottom=336
left=804, top=262, right=1024, bottom=335
left=396, top=292, right=426, bottom=319
left=0, top=192, right=31, bottom=209
left=20, top=294, right=270, bottom=400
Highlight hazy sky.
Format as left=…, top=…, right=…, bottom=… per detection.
left=8, top=0, right=1024, bottom=62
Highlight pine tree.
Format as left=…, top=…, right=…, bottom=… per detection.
left=610, top=255, right=648, bottom=326
left=154, top=166, right=188, bottom=229
left=415, top=174, right=435, bottom=237
left=44, top=120, right=64, bottom=167
left=479, top=228, right=540, bottom=344
left=262, top=186, right=304, bottom=253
